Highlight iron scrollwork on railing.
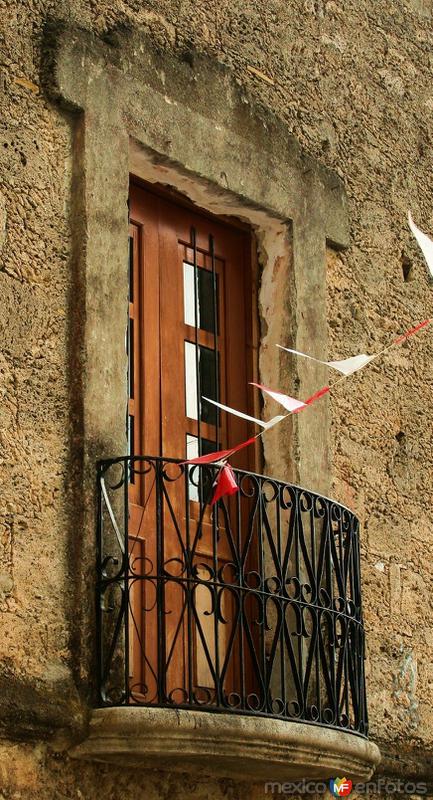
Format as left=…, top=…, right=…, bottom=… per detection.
left=96, top=456, right=368, bottom=737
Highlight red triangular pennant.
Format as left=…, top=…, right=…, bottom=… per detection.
left=210, top=464, right=239, bottom=505
left=183, top=436, right=256, bottom=465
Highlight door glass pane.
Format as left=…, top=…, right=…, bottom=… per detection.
left=128, top=318, right=134, bottom=400
left=184, top=342, right=218, bottom=425
left=183, top=262, right=196, bottom=328
left=185, top=341, right=199, bottom=420
left=128, top=414, right=135, bottom=484
left=129, top=235, right=134, bottom=302
left=186, top=434, right=216, bottom=502
left=183, top=262, right=218, bottom=334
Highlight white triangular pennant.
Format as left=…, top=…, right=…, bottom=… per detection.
left=408, top=211, right=433, bottom=278
left=327, top=354, right=376, bottom=375
left=202, top=397, right=286, bottom=430
left=250, top=383, right=307, bottom=413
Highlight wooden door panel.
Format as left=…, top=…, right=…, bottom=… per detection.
left=128, top=179, right=258, bottom=705
left=128, top=191, right=161, bottom=464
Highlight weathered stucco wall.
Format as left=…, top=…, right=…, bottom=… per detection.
left=1, top=0, right=433, bottom=795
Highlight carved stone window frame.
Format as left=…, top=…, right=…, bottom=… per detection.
left=50, top=25, right=349, bottom=491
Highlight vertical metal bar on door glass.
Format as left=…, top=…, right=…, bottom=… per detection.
left=191, top=227, right=201, bottom=454
left=209, top=234, right=220, bottom=451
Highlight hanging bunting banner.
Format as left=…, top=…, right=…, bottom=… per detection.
left=277, top=345, right=375, bottom=376
left=408, top=211, right=433, bottom=279
left=211, top=464, right=239, bottom=505
left=183, top=436, right=257, bottom=465
left=250, top=382, right=308, bottom=413
left=202, top=396, right=286, bottom=430
left=278, top=318, right=431, bottom=377
left=185, top=307, right=430, bottom=470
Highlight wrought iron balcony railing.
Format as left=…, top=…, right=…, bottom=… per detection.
left=97, top=456, right=368, bottom=737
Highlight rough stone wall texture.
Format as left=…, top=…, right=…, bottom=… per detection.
left=1, top=0, right=433, bottom=796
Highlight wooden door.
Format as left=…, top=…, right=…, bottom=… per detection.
left=127, top=180, right=258, bottom=705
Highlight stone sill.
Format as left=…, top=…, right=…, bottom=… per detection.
left=70, top=707, right=381, bottom=782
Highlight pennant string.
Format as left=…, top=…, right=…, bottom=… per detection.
left=304, top=386, right=331, bottom=405
left=393, top=318, right=431, bottom=345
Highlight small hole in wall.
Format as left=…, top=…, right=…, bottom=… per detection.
left=181, top=48, right=195, bottom=68
left=395, top=431, right=405, bottom=444
left=401, top=254, right=412, bottom=282
left=418, top=140, right=426, bottom=158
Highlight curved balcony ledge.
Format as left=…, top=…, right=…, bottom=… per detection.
left=71, top=707, right=380, bottom=781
